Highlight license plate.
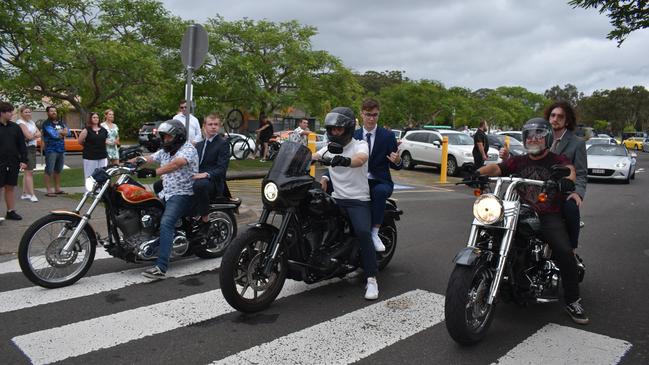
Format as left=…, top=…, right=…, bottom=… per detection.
left=592, top=169, right=605, bottom=174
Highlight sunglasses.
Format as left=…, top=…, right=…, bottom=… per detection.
left=363, top=112, right=379, bottom=118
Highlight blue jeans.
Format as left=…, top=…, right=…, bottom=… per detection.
left=156, top=194, right=194, bottom=272
left=369, top=179, right=393, bottom=226
left=336, top=199, right=377, bottom=277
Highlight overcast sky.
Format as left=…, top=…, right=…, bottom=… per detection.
left=161, top=0, right=649, bottom=95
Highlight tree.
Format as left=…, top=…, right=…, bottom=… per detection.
left=578, top=86, right=649, bottom=134
left=569, top=0, right=649, bottom=46
left=544, top=84, right=583, bottom=106
left=199, top=17, right=361, bottom=121
left=355, top=70, right=408, bottom=95
left=0, top=0, right=185, bottom=133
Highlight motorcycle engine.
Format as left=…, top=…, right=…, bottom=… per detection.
left=115, top=208, right=161, bottom=250
left=514, top=239, right=561, bottom=300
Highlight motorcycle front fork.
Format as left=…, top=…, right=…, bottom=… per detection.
left=60, top=180, right=111, bottom=253
left=260, top=209, right=293, bottom=276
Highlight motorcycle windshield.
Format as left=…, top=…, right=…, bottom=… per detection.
left=266, top=141, right=312, bottom=180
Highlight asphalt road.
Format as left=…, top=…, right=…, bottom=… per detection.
left=0, top=153, right=647, bottom=364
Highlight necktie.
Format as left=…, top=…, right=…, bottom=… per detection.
left=366, top=132, right=372, bottom=156
left=551, top=138, right=560, bottom=153
left=200, top=139, right=209, bottom=164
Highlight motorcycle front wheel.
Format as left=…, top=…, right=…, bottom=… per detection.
left=444, top=263, right=496, bottom=345
left=219, top=227, right=287, bottom=313
left=18, top=214, right=96, bottom=288
left=194, top=210, right=237, bottom=258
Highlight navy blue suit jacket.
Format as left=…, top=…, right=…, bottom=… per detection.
left=354, top=127, right=401, bottom=185
left=196, top=135, right=230, bottom=194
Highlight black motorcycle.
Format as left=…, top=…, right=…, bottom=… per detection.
left=219, top=142, right=402, bottom=313
left=444, top=166, right=585, bottom=344
left=18, top=147, right=240, bottom=288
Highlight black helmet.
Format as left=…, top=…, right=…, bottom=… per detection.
left=324, top=107, right=356, bottom=146
left=522, top=117, right=552, bottom=155
left=157, top=119, right=187, bottom=155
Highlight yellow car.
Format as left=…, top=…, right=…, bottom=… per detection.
left=623, top=137, right=644, bottom=151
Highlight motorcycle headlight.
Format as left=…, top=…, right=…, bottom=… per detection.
left=473, top=194, right=504, bottom=225
left=615, top=161, right=627, bottom=168
left=263, top=182, right=278, bottom=202
left=84, top=176, right=97, bottom=192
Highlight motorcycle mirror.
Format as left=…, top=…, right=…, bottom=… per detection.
left=327, top=142, right=343, bottom=154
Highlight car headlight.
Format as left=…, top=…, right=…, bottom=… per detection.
left=84, top=176, right=97, bottom=192
left=473, top=194, right=504, bottom=225
left=615, top=162, right=627, bottom=168
left=263, top=182, right=278, bottom=202
left=463, top=152, right=473, bottom=158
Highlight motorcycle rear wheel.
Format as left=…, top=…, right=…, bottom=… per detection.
left=18, top=214, right=96, bottom=288
left=377, top=219, right=397, bottom=270
left=220, top=227, right=287, bottom=313
left=194, top=210, right=237, bottom=258
left=444, top=263, right=496, bottom=345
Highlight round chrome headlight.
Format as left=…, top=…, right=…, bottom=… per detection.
left=263, top=182, right=278, bottom=202
left=84, top=176, right=97, bottom=192
left=473, top=194, right=504, bottom=225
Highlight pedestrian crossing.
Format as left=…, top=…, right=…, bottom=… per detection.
left=0, top=259, right=634, bottom=365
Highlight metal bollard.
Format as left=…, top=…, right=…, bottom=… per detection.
left=440, top=136, right=448, bottom=183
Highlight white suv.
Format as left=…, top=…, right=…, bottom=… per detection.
left=398, top=129, right=499, bottom=176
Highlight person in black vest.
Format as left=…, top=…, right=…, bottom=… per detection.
left=0, top=102, right=28, bottom=222
left=472, top=120, right=489, bottom=167
left=192, top=113, right=230, bottom=233
left=78, top=112, right=108, bottom=179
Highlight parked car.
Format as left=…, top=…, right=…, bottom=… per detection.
left=642, top=137, right=649, bottom=152
left=36, top=128, right=84, bottom=153
left=623, top=137, right=644, bottom=151
left=138, top=121, right=164, bottom=152
left=487, top=134, right=525, bottom=156
left=585, top=137, right=617, bottom=149
left=391, top=129, right=404, bottom=143
left=587, top=144, right=636, bottom=184
left=398, top=129, right=499, bottom=176
left=496, top=131, right=523, bottom=142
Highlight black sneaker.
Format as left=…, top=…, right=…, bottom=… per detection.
left=565, top=298, right=589, bottom=325
left=142, top=266, right=166, bottom=279
left=6, top=210, right=22, bottom=220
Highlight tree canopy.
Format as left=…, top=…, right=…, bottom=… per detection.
left=569, top=0, right=649, bottom=46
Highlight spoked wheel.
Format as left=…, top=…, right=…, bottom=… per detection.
left=444, top=263, right=496, bottom=345
left=446, top=156, right=458, bottom=176
left=226, top=108, right=244, bottom=130
left=231, top=139, right=253, bottom=160
left=18, top=214, right=96, bottom=288
left=377, top=219, right=397, bottom=270
left=220, top=227, right=287, bottom=313
left=401, top=152, right=415, bottom=169
left=194, top=210, right=237, bottom=258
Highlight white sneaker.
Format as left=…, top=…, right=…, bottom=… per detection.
left=30, top=195, right=39, bottom=202
left=20, top=194, right=30, bottom=200
left=0, top=217, right=4, bottom=224
left=365, top=277, right=379, bottom=300
left=372, top=234, right=386, bottom=252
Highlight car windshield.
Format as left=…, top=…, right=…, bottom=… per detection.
left=587, top=145, right=627, bottom=156
left=442, top=132, right=474, bottom=145
left=586, top=138, right=610, bottom=146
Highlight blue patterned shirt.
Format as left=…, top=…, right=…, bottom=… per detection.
left=151, top=143, right=199, bottom=198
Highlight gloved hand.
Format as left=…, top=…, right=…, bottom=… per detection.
left=137, top=168, right=156, bottom=178
left=330, top=155, right=351, bottom=167
left=558, top=177, right=575, bottom=193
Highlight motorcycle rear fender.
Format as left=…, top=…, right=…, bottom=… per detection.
left=50, top=210, right=99, bottom=246
left=384, top=199, right=403, bottom=221
left=452, top=247, right=492, bottom=267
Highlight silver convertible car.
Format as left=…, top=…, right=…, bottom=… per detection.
left=587, top=144, right=637, bottom=183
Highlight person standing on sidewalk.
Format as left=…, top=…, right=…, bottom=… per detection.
left=41, top=106, right=68, bottom=197
left=15, top=106, right=40, bottom=202
left=0, top=101, right=28, bottom=222
left=173, top=100, right=203, bottom=146
left=289, top=119, right=311, bottom=146
left=472, top=120, right=489, bottom=167
left=78, top=112, right=109, bottom=179
left=101, top=109, right=120, bottom=165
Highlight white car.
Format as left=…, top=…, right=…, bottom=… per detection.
left=398, top=129, right=499, bottom=176
left=585, top=137, right=617, bottom=149
left=587, top=144, right=636, bottom=184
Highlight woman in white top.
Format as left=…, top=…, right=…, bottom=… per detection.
left=16, top=106, right=41, bottom=202
left=100, top=109, right=120, bottom=165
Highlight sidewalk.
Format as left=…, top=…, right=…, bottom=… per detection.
left=0, top=169, right=268, bottom=257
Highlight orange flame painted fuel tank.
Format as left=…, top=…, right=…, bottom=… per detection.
left=116, top=184, right=158, bottom=204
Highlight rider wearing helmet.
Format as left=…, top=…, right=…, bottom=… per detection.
left=313, top=107, right=380, bottom=300
left=476, top=118, right=589, bottom=325
left=129, top=119, right=199, bottom=279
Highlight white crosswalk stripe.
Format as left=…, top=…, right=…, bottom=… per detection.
left=0, top=261, right=635, bottom=365
left=0, top=257, right=219, bottom=313
left=211, top=290, right=445, bottom=365
left=0, top=249, right=113, bottom=275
